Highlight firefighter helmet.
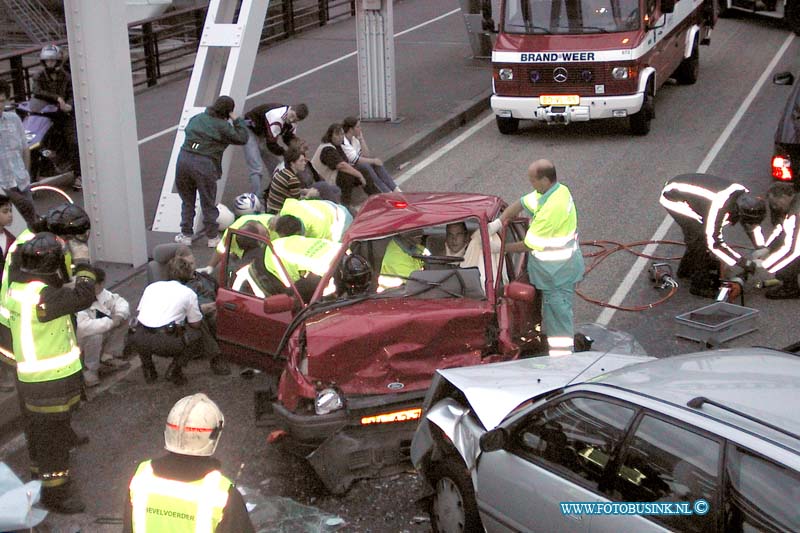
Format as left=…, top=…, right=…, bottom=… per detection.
left=45, top=203, right=90, bottom=236
left=735, top=193, right=766, bottom=225
left=164, top=393, right=224, bottom=457
left=335, top=253, right=372, bottom=297
left=19, top=232, right=65, bottom=276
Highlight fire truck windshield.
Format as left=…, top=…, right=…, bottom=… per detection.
left=504, top=0, right=641, bottom=34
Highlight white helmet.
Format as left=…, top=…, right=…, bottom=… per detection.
left=216, top=204, right=235, bottom=230
left=233, top=193, right=261, bottom=216
left=164, top=393, right=224, bottom=457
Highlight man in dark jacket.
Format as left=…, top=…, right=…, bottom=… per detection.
left=242, top=102, right=308, bottom=195
left=32, top=44, right=81, bottom=189
left=124, top=393, right=254, bottom=532
left=175, top=96, right=249, bottom=249
left=8, top=232, right=96, bottom=513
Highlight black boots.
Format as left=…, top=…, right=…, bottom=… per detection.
left=41, top=484, right=85, bottom=515
left=210, top=355, right=231, bottom=376
left=165, top=362, right=188, bottom=386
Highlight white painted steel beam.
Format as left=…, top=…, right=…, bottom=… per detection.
left=152, top=0, right=269, bottom=233
left=356, top=0, right=396, bottom=121
left=63, top=0, right=147, bottom=266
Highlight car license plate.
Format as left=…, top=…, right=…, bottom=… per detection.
left=540, top=95, right=579, bottom=106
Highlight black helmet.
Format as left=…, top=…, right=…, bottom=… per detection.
left=45, top=203, right=90, bottom=236
left=335, top=254, right=372, bottom=297
left=735, top=193, right=766, bottom=225
left=20, top=232, right=65, bottom=276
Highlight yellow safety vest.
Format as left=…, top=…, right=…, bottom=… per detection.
left=0, top=228, right=34, bottom=328
left=216, top=214, right=277, bottom=259
left=6, top=280, right=82, bottom=383
left=129, top=460, right=232, bottom=533
left=279, top=198, right=351, bottom=242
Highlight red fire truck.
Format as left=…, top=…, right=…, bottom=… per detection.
left=489, top=0, right=716, bottom=135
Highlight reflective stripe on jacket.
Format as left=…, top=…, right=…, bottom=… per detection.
left=763, top=213, right=800, bottom=273
left=129, top=460, right=231, bottom=533
left=279, top=198, right=352, bottom=242
left=7, top=280, right=82, bottom=383
left=659, top=176, right=748, bottom=267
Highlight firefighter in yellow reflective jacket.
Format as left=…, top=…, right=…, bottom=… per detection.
left=7, top=232, right=96, bottom=514
left=124, top=393, right=254, bottom=533
left=279, top=197, right=352, bottom=242
left=206, top=212, right=278, bottom=270
left=495, top=160, right=584, bottom=356
left=232, top=215, right=341, bottom=302
left=378, top=230, right=430, bottom=290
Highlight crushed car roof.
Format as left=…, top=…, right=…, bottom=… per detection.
left=436, top=352, right=654, bottom=429
left=345, top=192, right=505, bottom=241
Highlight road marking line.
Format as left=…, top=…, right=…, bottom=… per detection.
left=396, top=113, right=495, bottom=184
left=595, top=32, right=796, bottom=326
left=137, top=7, right=462, bottom=146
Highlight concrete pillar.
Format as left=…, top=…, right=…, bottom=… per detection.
left=356, top=0, right=396, bottom=121
left=63, top=0, right=147, bottom=266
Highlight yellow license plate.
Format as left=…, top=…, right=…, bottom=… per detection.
left=540, top=95, right=580, bottom=106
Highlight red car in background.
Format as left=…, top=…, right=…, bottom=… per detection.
left=215, top=192, right=544, bottom=493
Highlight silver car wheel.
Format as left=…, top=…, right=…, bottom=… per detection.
left=433, top=476, right=466, bottom=532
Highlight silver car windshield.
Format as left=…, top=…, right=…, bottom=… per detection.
left=504, top=0, right=641, bottom=34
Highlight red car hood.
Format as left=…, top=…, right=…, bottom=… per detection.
left=345, top=192, right=505, bottom=241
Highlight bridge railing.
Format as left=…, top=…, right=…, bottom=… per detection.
left=0, top=0, right=357, bottom=100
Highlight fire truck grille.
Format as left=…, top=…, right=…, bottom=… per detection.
left=494, top=62, right=636, bottom=97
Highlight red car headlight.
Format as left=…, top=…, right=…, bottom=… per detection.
left=772, top=155, right=793, bottom=181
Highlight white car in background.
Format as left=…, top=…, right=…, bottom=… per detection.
left=411, top=348, right=800, bottom=532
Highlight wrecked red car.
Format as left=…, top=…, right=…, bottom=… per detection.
left=215, top=192, right=543, bottom=493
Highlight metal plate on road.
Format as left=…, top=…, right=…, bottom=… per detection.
left=540, top=94, right=580, bottom=105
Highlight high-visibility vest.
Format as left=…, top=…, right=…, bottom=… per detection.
left=280, top=198, right=352, bottom=242
left=0, top=228, right=34, bottom=328
left=520, top=183, right=584, bottom=292
left=6, top=280, right=81, bottom=383
left=267, top=236, right=340, bottom=285
left=378, top=239, right=431, bottom=291
left=216, top=213, right=277, bottom=259
left=129, top=460, right=231, bottom=533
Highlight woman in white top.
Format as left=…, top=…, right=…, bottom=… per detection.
left=341, top=116, right=400, bottom=194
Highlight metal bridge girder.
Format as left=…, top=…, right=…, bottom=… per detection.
left=152, top=0, right=270, bottom=233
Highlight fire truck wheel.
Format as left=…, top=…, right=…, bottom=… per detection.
left=496, top=115, right=519, bottom=135
left=629, top=85, right=653, bottom=136
left=674, top=37, right=700, bottom=85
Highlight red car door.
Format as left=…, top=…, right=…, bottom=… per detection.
left=216, top=229, right=294, bottom=374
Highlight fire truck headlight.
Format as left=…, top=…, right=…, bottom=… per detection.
left=498, top=68, right=514, bottom=81
left=611, top=67, right=630, bottom=80
left=315, top=388, right=343, bottom=415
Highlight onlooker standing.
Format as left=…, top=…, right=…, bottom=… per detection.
left=310, top=123, right=379, bottom=209
left=342, top=116, right=400, bottom=193
left=265, top=146, right=319, bottom=214
left=76, top=266, right=131, bottom=387
left=0, top=194, right=15, bottom=392
left=124, top=393, right=255, bottom=533
left=175, top=96, right=248, bottom=248
left=243, top=102, right=308, bottom=194
left=494, top=159, right=584, bottom=357
left=0, top=80, right=39, bottom=229
left=127, top=256, right=203, bottom=386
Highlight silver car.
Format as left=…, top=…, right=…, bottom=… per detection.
left=411, top=348, right=800, bottom=532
